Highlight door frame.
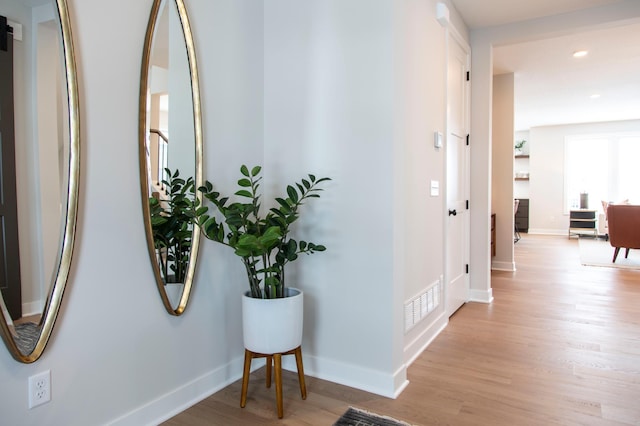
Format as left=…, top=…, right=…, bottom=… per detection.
left=0, top=22, right=22, bottom=320
left=444, top=27, right=471, bottom=317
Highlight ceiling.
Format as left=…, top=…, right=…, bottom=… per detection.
left=449, top=0, right=624, bottom=29
left=450, top=0, right=640, bottom=131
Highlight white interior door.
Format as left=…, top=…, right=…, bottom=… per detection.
left=445, top=34, right=470, bottom=317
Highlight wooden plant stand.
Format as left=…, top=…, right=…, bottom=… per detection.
left=240, top=345, right=307, bottom=418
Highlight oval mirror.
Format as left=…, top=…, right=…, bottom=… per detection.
left=139, top=0, right=202, bottom=315
left=0, top=0, right=79, bottom=363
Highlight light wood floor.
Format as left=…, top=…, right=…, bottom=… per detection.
left=163, top=235, right=640, bottom=425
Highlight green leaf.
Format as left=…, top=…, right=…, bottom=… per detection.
left=235, top=247, right=251, bottom=257
left=235, top=189, right=253, bottom=198
left=240, top=165, right=250, bottom=177
left=270, top=208, right=287, bottom=219
left=287, top=185, right=299, bottom=203
left=197, top=214, right=210, bottom=227
left=251, top=166, right=262, bottom=176
left=151, top=216, right=167, bottom=226
left=260, top=226, right=283, bottom=248
left=203, top=218, right=219, bottom=240
left=238, top=178, right=252, bottom=187
left=275, top=198, right=291, bottom=212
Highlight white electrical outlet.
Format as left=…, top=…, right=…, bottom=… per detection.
left=28, top=370, right=51, bottom=408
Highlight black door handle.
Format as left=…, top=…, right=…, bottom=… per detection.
left=448, top=209, right=457, bottom=216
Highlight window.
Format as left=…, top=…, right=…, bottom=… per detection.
left=565, top=133, right=640, bottom=213
left=618, top=136, right=640, bottom=202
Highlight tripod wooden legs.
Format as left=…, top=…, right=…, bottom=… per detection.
left=240, top=346, right=307, bottom=419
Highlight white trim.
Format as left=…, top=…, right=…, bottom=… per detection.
left=282, top=353, right=405, bottom=399
left=469, top=288, right=493, bottom=304
left=444, top=23, right=472, bottom=318
left=7, top=20, right=22, bottom=41
left=22, top=300, right=43, bottom=317
left=448, top=13, right=470, bottom=54
left=436, top=3, right=450, bottom=27
left=528, top=229, right=567, bottom=236
left=106, top=355, right=262, bottom=426
left=491, top=260, right=515, bottom=271
left=403, top=313, right=448, bottom=366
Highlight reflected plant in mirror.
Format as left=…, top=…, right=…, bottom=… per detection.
left=149, top=168, right=195, bottom=285
left=139, top=0, right=202, bottom=315
left=0, top=0, right=80, bottom=363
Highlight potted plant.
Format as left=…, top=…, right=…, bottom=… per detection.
left=515, top=139, right=527, bottom=155
left=191, top=165, right=330, bottom=353
left=149, top=168, right=195, bottom=285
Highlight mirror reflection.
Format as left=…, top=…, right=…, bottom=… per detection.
left=0, top=0, right=79, bottom=362
left=140, top=0, right=201, bottom=315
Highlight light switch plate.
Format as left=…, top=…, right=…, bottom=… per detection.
left=430, top=180, right=439, bottom=197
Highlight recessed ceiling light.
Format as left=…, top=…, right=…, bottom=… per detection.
left=590, top=94, right=601, bottom=99
left=573, top=50, right=588, bottom=58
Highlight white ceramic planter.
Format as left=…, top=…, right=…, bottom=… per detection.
left=242, top=288, right=303, bottom=354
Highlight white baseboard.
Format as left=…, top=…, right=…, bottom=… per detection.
left=22, top=300, right=43, bottom=317
left=403, top=313, right=447, bottom=366
left=469, top=288, right=493, bottom=304
left=527, top=229, right=567, bottom=236
left=106, top=354, right=263, bottom=426
left=282, top=352, right=406, bottom=399
left=491, top=260, right=515, bottom=271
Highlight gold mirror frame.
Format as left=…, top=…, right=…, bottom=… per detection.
left=139, top=0, right=202, bottom=315
left=0, top=0, right=79, bottom=363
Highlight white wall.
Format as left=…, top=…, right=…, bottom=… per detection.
left=263, top=0, right=400, bottom=396
left=261, top=0, right=465, bottom=397
left=528, top=119, right=640, bottom=235
left=491, top=73, right=514, bottom=271
left=397, top=0, right=461, bottom=364
left=0, top=0, right=465, bottom=424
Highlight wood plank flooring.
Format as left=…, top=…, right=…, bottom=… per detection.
left=163, top=235, right=640, bottom=425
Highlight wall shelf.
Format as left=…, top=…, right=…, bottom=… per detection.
left=515, top=177, right=529, bottom=181
left=515, top=154, right=530, bottom=159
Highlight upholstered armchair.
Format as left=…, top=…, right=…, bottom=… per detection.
left=606, top=204, right=640, bottom=262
